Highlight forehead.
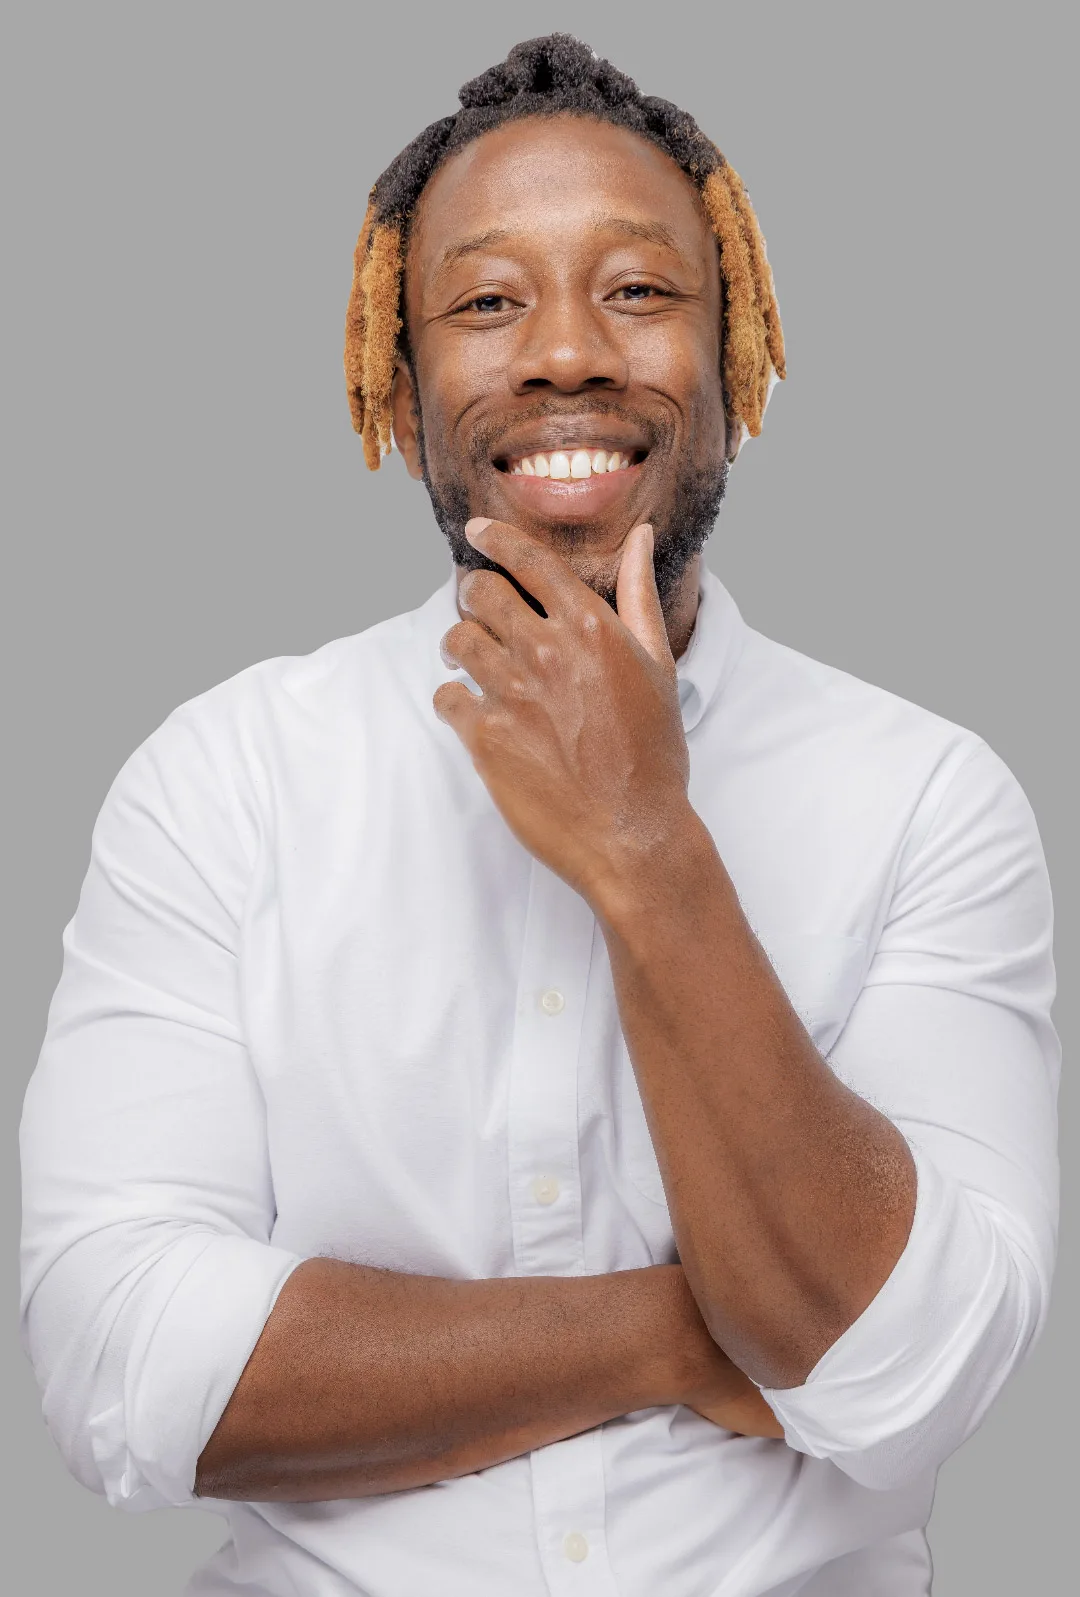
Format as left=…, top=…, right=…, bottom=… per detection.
left=407, top=113, right=713, bottom=270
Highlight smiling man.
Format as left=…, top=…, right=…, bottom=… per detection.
left=20, top=34, right=1059, bottom=1597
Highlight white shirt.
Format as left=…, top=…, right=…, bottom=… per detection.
left=20, top=562, right=1060, bottom=1597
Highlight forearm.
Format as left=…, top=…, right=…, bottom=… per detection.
left=594, top=810, right=917, bottom=1390
left=195, top=1257, right=767, bottom=1502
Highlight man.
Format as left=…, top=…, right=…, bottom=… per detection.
left=20, top=34, right=1059, bottom=1597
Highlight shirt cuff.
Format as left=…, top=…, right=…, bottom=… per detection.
left=89, top=1233, right=304, bottom=1510
left=759, top=1142, right=1040, bottom=1490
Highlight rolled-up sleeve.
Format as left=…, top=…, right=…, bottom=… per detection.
left=19, top=705, right=304, bottom=1511
left=761, top=737, right=1060, bottom=1491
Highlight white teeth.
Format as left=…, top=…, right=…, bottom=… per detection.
left=509, top=448, right=636, bottom=478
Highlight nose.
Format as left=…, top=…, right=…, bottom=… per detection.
left=506, top=293, right=629, bottom=395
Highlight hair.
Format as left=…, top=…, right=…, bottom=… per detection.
left=344, top=34, right=785, bottom=471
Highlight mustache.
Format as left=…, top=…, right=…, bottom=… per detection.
left=464, top=396, right=673, bottom=468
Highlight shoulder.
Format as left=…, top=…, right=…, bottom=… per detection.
left=722, top=621, right=1048, bottom=881
left=98, top=593, right=438, bottom=854
left=732, top=621, right=995, bottom=800
left=140, top=583, right=436, bottom=753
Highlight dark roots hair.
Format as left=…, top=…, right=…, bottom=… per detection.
left=344, top=34, right=785, bottom=470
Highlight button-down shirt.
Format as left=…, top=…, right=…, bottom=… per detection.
left=20, top=562, right=1060, bottom=1597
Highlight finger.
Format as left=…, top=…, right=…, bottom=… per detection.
left=439, top=619, right=505, bottom=691
left=465, top=517, right=599, bottom=620
left=615, top=524, right=674, bottom=676
left=457, top=566, right=540, bottom=651
left=432, top=678, right=484, bottom=738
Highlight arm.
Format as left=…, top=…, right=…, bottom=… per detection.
left=20, top=698, right=777, bottom=1514
left=196, top=1257, right=779, bottom=1502
left=434, top=521, right=1059, bottom=1488
left=435, top=523, right=912, bottom=1388
left=593, top=738, right=1059, bottom=1486
left=594, top=813, right=916, bottom=1389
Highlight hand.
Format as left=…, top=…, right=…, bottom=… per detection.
left=683, top=1354, right=785, bottom=1439
left=674, top=1286, right=785, bottom=1440
left=434, top=518, right=694, bottom=907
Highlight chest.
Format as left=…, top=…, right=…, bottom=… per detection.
left=237, top=727, right=887, bottom=1276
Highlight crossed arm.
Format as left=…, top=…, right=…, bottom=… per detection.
left=194, top=828, right=901, bottom=1503
left=192, top=833, right=911, bottom=1503
left=194, top=1258, right=780, bottom=1501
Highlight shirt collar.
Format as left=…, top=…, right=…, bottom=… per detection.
left=417, top=559, right=745, bottom=735
left=673, top=562, right=746, bottom=733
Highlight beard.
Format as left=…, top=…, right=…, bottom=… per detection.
left=413, top=394, right=729, bottom=620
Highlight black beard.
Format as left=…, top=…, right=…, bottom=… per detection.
left=414, top=401, right=728, bottom=620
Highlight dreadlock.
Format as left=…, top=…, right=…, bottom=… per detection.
left=344, top=35, right=785, bottom=470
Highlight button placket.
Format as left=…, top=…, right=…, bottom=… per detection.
left=505, top=862, right=621, bottom=1594
left=529, top=1429, right=622, bottom=1596
left=506, top=860, right=594, bottom=1279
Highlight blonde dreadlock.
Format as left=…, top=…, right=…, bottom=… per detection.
left=345, top=36, right=785, bottom=467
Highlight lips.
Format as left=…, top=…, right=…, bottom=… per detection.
left=491, top=454, right=647, bottom=518
left=483, top=414, right=654, bottom=520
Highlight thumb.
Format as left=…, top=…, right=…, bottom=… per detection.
left=615, top=524, right=674, bottom=674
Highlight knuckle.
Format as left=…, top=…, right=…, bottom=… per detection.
left=473, top=715, right=503, bottom=758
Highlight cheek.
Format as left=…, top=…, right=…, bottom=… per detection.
left=420, top=330, right=511, bottom=417
left=629, top=317, right=721, bottom=402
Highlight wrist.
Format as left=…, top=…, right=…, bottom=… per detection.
left=636, top=1264, right=720, bottom=1406
left=587, top=805, right=733, bottom=938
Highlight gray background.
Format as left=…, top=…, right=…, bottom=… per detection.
left=3, top=2, right=1075, bottom=1591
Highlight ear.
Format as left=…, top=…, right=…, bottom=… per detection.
left=391, top=365, right=425, bottom=481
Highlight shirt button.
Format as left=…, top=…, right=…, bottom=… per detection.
left=563, top=1531, right=589, bottom=1563
left=540, top=988, right=565, bottom=1015
left=531, top=1174, right=560, bottom=1206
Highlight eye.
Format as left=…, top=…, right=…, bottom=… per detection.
left=612, top=283, right=667, bottom=302
left=461, top=293, right=511, bottom=314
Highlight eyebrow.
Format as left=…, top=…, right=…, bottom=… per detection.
left=436, top=214, right=684, bottom=272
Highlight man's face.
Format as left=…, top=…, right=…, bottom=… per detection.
left=392, top=114, right=735, bottom=613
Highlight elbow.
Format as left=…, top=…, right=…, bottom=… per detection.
left=766, top=1234, right=1049, bottom=1493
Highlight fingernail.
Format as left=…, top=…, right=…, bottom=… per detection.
left=465, top=517, right=492, bottom=543
left=638, top=523, right=654, bottom=555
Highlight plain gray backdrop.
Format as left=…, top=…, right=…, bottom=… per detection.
left=4, top=2, right=1075, bottom=1591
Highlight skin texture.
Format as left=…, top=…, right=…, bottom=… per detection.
left=196, top=1261, right=780, bottom=1502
